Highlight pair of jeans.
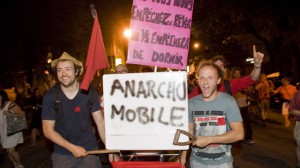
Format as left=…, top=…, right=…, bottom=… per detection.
left=51, top=153, right=102, bottom=168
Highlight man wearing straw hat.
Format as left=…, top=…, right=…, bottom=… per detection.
left=42, top=52, right=106, bottom=168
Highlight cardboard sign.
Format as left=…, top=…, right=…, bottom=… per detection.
left=127, top=0, right=194, bottom=70
left=103, top=72, right=189, bottom=150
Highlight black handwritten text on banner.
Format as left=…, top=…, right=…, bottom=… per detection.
left=127, top=0, right=194, bottom=70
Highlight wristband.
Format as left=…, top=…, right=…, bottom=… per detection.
left=254, top=64, right=261, bottom=68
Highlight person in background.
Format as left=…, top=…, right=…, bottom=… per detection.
left=181, top=62, right=244, bottom=168
left=231, top=67, right=255, bottom=144
left=0, top=90, right=24, bottom=168
left=255, top=73, right=272, bottom=127
left=114, top=64, right=128, bottom=74
left=187, top=73, right=198, bottom=94
left=140, top=66, right=153, bottom=73
left=289, top=82, right=300, bottom=168
left=273, top=77, right=297, bottom=127
left=42, top=52, right=106, bottom=168
left=100, top=64, right=129, bottom=107
left=14, top=78, right=31, bottom=110
left=28, top=88, right=43, bottom=147
left=188, top=45, right=264, bottom=99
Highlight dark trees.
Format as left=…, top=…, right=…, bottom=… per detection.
left=191, top=0, right=300, bottom=82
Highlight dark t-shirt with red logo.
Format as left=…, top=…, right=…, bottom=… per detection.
left=42, top=86, right=100, bottom=155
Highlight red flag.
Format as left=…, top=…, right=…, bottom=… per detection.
left=81, top=13, right=109, bottom=90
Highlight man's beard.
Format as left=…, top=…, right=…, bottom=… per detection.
left=59, top=77, right=76, bottom=88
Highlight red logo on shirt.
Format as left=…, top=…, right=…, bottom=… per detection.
left=74, top=106, right=81, bottom=113
left=218, top=117, right=226, bottom=125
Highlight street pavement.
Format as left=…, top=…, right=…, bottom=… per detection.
left=0, top=109, right=297, bottom=168
left=232, top=109, right=296, bottom=168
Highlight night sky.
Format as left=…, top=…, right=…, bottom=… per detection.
left=0, top=0, right=132, bottom=87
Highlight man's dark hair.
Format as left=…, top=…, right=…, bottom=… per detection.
left=231, top=66, right=240, bottom=72
left=211, top=55, right=228, bottom=67
left=0, top=90, right=9, bottom=107
left=231, top=67, right=241, bottom=78
left=141, top=66, right=152, bottom=72
left=188, top=73, right=196, bottom=81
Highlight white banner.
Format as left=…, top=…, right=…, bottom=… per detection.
left=103, top=72, right=189, bottom=150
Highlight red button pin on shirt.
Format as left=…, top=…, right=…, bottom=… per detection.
left=74, top=106, right=81, bottom=113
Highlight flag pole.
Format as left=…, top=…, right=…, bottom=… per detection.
left=80, top=3, right=110, bottom=90
left=90, top=4, right=99, bottom=76
left=154, top=66, right=157, bottom=72
left=90, top=4, right=96, bottom=18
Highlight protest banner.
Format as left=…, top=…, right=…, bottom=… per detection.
left=127, top=0, right=194, bottom=70
left=103, top=72, right=189, bottom=150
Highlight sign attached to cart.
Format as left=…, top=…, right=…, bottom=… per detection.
left=103, top=72, right=189, bottom=150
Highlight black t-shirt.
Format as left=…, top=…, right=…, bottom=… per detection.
left=42, top=86, right=100, bottom=155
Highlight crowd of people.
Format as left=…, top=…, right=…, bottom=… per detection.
left=0, top=84, right=44, bottom=168
left=1, top=45, right=299, bottom=168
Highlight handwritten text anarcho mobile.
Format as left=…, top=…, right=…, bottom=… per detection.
left=109, top=79, right=187, bottom=126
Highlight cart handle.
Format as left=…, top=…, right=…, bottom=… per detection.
left=87, top=149, right=120, bottom=155
left=173, top=129, right=196, bottom=146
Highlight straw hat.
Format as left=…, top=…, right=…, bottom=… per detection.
left=51, top=52, right=83, bottom=75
